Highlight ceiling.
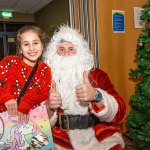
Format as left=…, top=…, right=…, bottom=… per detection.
left=0, top=0, right=53, bottom=14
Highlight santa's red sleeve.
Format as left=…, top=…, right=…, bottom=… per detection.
left=17, top=65, right=52, bottom=114
left=89, top=68, right=126, bottom=124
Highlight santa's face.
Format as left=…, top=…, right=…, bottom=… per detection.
left=56, top=41, right=77, bottom=56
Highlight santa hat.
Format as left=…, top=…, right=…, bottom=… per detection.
left=43, top=25, right=94, bottom=69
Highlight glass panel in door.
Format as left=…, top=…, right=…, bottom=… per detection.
left=7, top=37, right=17, bottom=55
left=0, top=37, right=4, bottom=60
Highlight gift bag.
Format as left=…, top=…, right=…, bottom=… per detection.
left=0, top=102, right=54, bottom=150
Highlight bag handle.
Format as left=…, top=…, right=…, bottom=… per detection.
left=17, top=62, right=38, bottom=105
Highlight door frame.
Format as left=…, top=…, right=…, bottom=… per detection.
left=0, top=33, right=7, bottom=56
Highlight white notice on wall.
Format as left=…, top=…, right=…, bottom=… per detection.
left=134, top=7, right=144, bottom=28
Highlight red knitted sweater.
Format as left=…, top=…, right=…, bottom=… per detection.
left=0, top=55, right=51, bottom=114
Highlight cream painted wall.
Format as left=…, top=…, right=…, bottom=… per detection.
left=35, top=0, right=69, bottom=36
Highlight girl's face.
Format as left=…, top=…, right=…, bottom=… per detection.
left=19, top=31, right=44, bottom=66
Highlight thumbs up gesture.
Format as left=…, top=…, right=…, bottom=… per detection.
left=75, top=71, right=97, bottom=102
left=49, top=80, right=62, bottom=109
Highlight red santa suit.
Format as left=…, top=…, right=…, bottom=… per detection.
left=49, top=68, right=126, bottom=150
left=0, top=55, right=51, bottom=114
left=44, top=25, right=126, bottom=150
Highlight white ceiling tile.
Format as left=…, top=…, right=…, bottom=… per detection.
left=0, top=0, right=53, bottom=13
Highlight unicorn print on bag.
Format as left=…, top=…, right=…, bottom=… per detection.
left=8, top=123, right=37, bottom=150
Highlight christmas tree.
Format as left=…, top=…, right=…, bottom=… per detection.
left=126, top=1, right=150, bottom=149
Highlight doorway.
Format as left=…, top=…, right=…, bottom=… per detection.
left=0, top=33, right=16, bottom=60
left=0, top=35, right=5, bottom=60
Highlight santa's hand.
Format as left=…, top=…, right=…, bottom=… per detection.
left=75, top=71, right=96, bottom=102
left=49, top=80, right=62, bottom=109
left=4, top=99, right=18, bottom=117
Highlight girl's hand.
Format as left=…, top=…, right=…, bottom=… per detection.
left=18, top=111, right=29, bottom=123
left=4, top=99, right=17, bottom=117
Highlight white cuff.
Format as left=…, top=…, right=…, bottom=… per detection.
left=90, top=88, right=118, bottom=122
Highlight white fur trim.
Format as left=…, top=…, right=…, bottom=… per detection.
left=90, top=88, right=118, bottom=122
left=50, top=111, right=57, bottom=127
left=54, top=129, right=124, bottom=150
left=69, top=128, right=99, bottom=150
left=99, top=132, right=125, bottom=149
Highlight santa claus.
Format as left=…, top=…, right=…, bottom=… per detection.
left=44, top=25, right=126, bottom=150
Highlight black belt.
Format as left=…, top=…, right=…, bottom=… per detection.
left=55, top=114, right=101, bottom=130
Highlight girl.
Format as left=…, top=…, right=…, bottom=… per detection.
left=0, top=25, right=51, bottom=122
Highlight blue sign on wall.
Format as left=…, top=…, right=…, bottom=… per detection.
left=112, top=10, right=125, bottom=33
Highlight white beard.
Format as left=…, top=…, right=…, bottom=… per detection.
left=51, top=54, right=92, bottom=115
